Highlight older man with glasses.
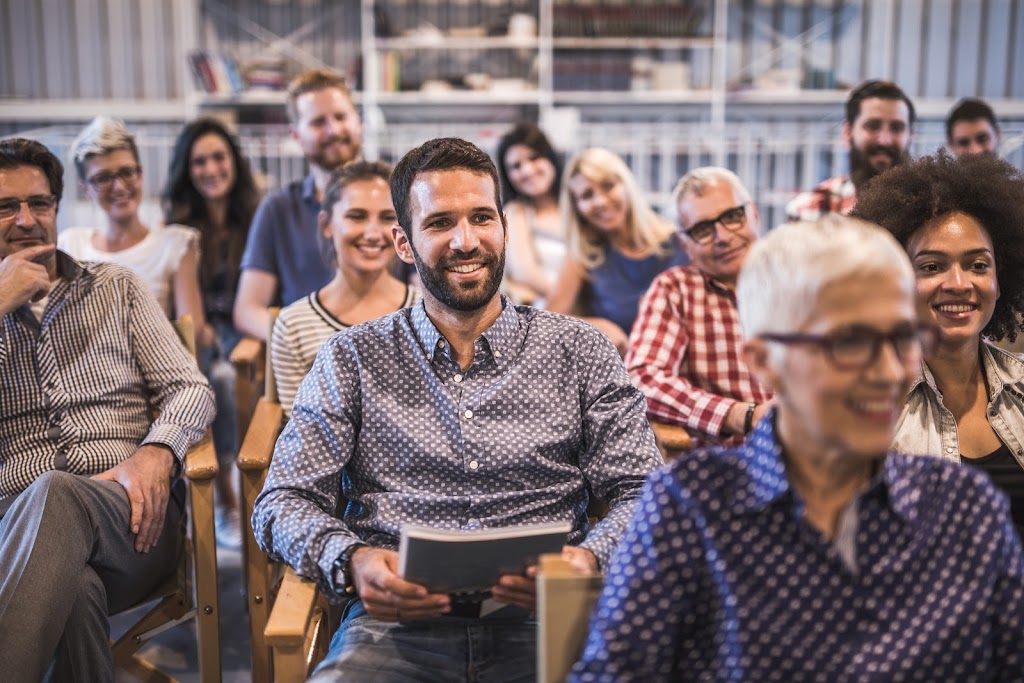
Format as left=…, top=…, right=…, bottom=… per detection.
left=626, top=167, right=773, bottom=446
left=0, top=138, right=214, bottom=681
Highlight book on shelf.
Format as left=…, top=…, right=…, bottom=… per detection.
left=398, top=521, right=572, bottom=596
left=187, top=50, right=246, bottom=95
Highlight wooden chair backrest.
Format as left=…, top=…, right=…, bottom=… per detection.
left=651, top=421, right=692, bottom=461
left=173, top=315, right=197, bottom=358
left=536, top=554, right=604, bottom=683
left=265, top=307, right=280, bottom=404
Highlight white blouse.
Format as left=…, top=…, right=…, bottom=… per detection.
left=58, top=224, right=199, bottom=317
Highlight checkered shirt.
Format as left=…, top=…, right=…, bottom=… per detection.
left=785, top=175, right=858, bottom=222
left=626, top=265, right=772, bottom=447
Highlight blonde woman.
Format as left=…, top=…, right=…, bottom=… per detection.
left=547, top=147, right=687, bottom=353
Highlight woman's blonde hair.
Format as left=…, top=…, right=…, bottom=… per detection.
left=560, top=147, right=674, bottom=271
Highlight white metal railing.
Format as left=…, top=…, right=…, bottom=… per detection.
left=16, top=119, right=1024, bottom=235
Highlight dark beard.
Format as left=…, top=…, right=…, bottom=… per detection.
left=410, top=244, right=505, bottom=312
left=850, top=143, right=909, bottom=192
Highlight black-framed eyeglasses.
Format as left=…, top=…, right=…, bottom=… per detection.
left=678, top=205, right=748, bottom=244
left=760, top=322, right=938, bottom=371
left=86, top=165, right=141, bottom=191
left=0, top=195, right=58, bottom=221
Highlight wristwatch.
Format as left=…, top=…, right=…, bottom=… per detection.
left=333, top=542, right=368, bottom=596
left=743, top=402, right=758, bottom=435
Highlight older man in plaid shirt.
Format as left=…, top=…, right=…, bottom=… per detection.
left=626, top=167, right=772, bottom=447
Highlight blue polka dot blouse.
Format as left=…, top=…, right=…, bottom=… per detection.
left=571, top=413, right=1024, bottom=682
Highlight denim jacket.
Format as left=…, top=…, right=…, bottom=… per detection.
left=892, top=340, right=1024, bottom=469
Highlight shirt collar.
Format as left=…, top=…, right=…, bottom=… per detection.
left=735, top=410, right=791, bottom=510
left=699, top=270, right=737, bottom=299
left=55, top=250, right=85, bottom=281
left=878, top=455, right=920, bottom=524
left=301, top=174, right=319, bottom=207
left=979, top=340, right=1024, bottom=400
left=408, top=295, right=520, bottom=366
left=738, top=407, right=910, bottom=523
left=908, top=340, right=1024, bottom=403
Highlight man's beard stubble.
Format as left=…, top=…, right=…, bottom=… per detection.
left=410, top=244, right=506, bottom=313
left=849, top=143, right=910, bottom=192
left=311, top=136, right=362, bottom=172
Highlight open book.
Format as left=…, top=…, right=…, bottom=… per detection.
left=398, top=522, right=572, bottom=596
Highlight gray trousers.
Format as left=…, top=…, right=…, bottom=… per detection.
left=0, top=470, right=183, bottom=683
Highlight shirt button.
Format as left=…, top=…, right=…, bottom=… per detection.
left=464, top=409, right=473, bottom=419
left=454, top=374, right=463, bottom=383
left=945, top=446, right=955, bottom=453
left=46, top=426, right=61, bottom=440
left=438, top=340, right=446, bottom=348
left=469, top=460, right=479, bottom=470
left=494, top=350, right=502, bottom=358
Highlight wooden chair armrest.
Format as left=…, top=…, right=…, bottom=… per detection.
left=264, top=567, right=321, bottom=648
left=230, top=336, right=265, bottom=381
left=237, top=398, right=284, bottom=472
left=183, top=432, right=219, bottom=481
left=651, top=421, right=692, bottom=453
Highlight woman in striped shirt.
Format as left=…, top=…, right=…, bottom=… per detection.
left=271, top=161, right=420, bottom=415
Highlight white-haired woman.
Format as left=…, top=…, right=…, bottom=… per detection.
left=60, top=117, right=205, bottom=341
left=572, top=216, right=1024, bottom=681
left=546, top=148, right=686, bottom=354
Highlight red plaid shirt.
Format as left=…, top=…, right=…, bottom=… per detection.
left=626, top=266, right=773, bottom=446
left=785, top=175, right=858, bottom=222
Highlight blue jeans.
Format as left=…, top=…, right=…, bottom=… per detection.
left=309, top=600, right=536, bottom=683
left=198, top=320, right=240, bottom=465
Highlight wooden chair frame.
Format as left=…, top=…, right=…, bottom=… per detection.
left=536, top=554, right=603, bottom=683
left=235, top=309, right=286, bottom=683
left=651, top=421, right=692, bottom=460
left=110, top=316, right=221, bottom=682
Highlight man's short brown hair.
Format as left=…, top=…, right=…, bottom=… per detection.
left=286, top=69, right=353, bottom=125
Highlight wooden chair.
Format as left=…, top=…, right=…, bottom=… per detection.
left=263, top=566, right=332, bottom=683
left=651, top=421, right=692, bottom=461
left=230, top=335, right=266, bottom=446
left=110, top=316, right=221, bottom=682
left=236, top=309, right=286, bottom=683
left=536, top=554, right=604, bottom=683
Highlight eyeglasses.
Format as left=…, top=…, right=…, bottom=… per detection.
left=85, top=165, right=141, bottom=191
left=0, top=195, right=58, bottom=221
left=760, top=322, right=938, bottom=371
left=679, top=205, right=748, bottom=244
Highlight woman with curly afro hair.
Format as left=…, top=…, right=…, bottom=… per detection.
left=852, top=151, right=1024, bottom=537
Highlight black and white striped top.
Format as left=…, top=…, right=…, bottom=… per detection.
left=0, top=252, right=215, bottom=505
left=270, top=285, right=421, bottom=415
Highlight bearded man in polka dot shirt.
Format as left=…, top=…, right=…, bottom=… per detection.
left=253, top=137, right=663, bottom=682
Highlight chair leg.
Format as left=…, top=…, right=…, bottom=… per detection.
left=121, top=653, right=180, bottom=683
left=241, top=466, right=274, bottom=683
left=189, top=475, right=222, bottom=683
left=111, top=592, right=191, bottom=673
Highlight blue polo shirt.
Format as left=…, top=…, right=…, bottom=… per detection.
left=240, top=174, right=333, bottom=306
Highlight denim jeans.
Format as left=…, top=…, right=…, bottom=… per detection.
left=198, top=319, right=240, bottom=465
left=309, top=600, right=536, bottom=683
